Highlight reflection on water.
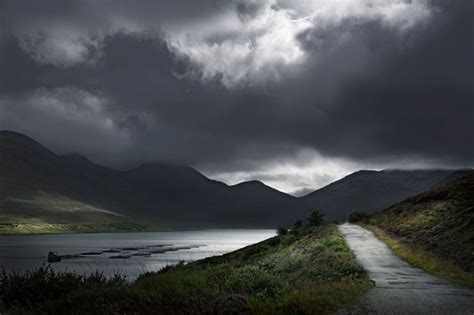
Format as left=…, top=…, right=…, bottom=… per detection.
left=0, top=229, right=275, bottom=280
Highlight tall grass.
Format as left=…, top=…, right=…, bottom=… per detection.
left=0, top=265, right=128, bottom=313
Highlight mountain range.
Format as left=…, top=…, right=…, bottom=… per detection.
left=0, top=130, right=470, bottom=231
left=300, top=168, right=472, bottom=220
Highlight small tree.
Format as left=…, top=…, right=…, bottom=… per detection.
left=308, top=210, right=324, bottom=226
left=277, top=226, right=288, bottom=236
left=293, top=219, right=303, bottom=229
left=348, top=211, right=369, bottom=223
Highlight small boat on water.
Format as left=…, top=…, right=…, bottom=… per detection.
left=47, top=251, right=61, bottom=263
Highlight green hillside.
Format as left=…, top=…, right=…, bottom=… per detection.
left=359, top=172, right=474, bottom=287
left=0, top=190, right=151, bottom=233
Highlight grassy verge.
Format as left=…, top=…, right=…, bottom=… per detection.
left=0, top=224, right=372, bottom=314
left=350, top=174, right=474, bottom=288
left=0, top=191, right=152, bottom=234
left=0, top=219, right=149, bottom=234
left=365, top=224, right=474, bottom=289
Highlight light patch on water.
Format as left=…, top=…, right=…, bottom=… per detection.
left=0, top=229, right=275, bottom=280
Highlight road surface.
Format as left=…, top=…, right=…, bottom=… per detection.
left=338, top=223, right=474, bottom=314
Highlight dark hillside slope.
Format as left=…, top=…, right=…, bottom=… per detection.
left=2, top=130, right=468, bottom=231
left=301, top=169, right=470, bottom=220
left=0, top=131, right=137, bottom=232
left=0, top=131, right=306, bottom=230
left=368, top=172, right=474, bottom=273
left=122, top=164, right=302, bottom=226
left=227, top=181, right=302, bottom=225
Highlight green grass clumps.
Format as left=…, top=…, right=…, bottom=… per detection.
left=222, top=265, right=284, bottom=296
left=277, top=278, right=370, bottom=315
left=0, top=224, right=372, bottom=314
left=133, top=269, right=220, bottom=313
left=0, top=265, right=129, bottom=313
left=132, top=224, right=371, bottom=314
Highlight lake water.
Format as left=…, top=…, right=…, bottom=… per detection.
left=0, top=229, right=275, bottom=280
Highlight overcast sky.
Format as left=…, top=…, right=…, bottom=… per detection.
left=1, top=0, right=473, bottom=194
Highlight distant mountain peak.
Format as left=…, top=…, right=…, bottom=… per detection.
left=232, top=180, right=265, bottom=186
left=0, top=130, right=42, bottom=143
left=231, top=180, right=275, bottom=190
left=301, top=168, right=470, bottom=220
left=0, top=130, right=26, bottom=136
left=134, top=161, right=193, bottom=170
left=129, top=162, right=202, bottom=176
left=0, top=130, right=57, bottom=159
left=231, top=180, right=291, bottom=195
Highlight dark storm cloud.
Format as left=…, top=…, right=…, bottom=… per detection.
left=301, top=1, right=474, bottom=164
left=0, top=0, right=472, bottom=191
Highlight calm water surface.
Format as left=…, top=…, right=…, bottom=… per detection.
left=0, top=229, right=275, bottom=280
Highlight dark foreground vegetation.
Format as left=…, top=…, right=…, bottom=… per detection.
left=0, top=222, right=371, bottom=314
left=351, top=172, right=474, bottom=288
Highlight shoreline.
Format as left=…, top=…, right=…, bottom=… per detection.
left=0, top=226, right=277, bottom=236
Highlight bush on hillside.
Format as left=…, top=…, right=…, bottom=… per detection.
left=308, top=210, right=324, bottom=226
left=348, top=211, right=369, bottom=223
left=293, top=219, right=303, bottom=229
left=277, top=226, right=288, bottom=236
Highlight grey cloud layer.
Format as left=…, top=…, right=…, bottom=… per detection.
left=1, top=0, right=472, bottom=189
